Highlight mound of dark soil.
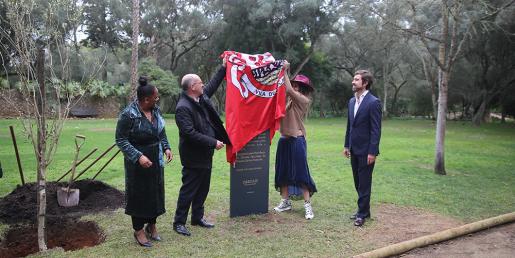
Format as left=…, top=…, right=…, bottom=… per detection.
left=0, top=179, right=124, bottom=224
left=0, top=218, right=105, bottom=257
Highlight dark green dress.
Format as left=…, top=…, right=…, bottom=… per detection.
left=115, top=101, right=170, bottom=218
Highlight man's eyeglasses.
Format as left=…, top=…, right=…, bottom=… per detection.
left=192, top=81, right=204, bottom=87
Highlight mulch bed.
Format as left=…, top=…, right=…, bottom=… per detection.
left=0, top=179, right=125, bottom=224
left=0, top=179, right=124, bottom=257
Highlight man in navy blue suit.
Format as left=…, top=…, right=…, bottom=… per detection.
left=343, top=70, right=382, bottom=227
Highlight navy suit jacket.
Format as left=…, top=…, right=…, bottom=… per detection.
left=344, top=92, right=382, bottom=156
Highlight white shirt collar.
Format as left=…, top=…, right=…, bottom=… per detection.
left=355, top=90, right=369, bottom=101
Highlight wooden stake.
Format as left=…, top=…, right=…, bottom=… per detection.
left=9, top=125, right=25, bottom=185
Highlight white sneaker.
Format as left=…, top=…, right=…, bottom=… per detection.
left=273, top=199, right=292, bottom=212
left=304, top=202, right=314, bottom=220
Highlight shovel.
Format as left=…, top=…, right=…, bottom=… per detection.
left=57, top=135, right=85, bottom=207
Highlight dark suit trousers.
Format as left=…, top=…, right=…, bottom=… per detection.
left=174, top=167, right=212, bottom=225
left=350, top=154, right=375, bottom=219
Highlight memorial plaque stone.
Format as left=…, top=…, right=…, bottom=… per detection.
left=230, top=130, right=270, bottom=217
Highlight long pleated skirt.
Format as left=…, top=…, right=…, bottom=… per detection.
left=275, top=136, right=317, bottom=199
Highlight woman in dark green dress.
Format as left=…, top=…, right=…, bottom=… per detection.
left=115, top=77, right=173, bottom=247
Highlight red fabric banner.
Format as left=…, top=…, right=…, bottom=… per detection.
left=222, top=51, right=286, bottom=164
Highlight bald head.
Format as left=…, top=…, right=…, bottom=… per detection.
left=181, top=74, right=200, bottom=91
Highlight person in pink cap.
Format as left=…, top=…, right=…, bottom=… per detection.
left=273, top=61, right=317, bottom=220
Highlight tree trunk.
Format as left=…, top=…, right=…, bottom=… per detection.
left=149, top=34, right=158, bottom=62
left=319, top=92, right=325, bottom=118
left=390, top=81, right=406, bottom=116
left=383, top=65, right=388, bottom=117
left=472, top=98, right=487, bottom=126
left=434, top=1, right=449, bottom=176
left=391, top=88, right=400, bottom=116
left=36, top=157, right=47, bottom=251
left=434, top=69, right=448, bottom=175
left=291, top=46, right=314, bottom=78
left=129, top=0, right=140, bottom=100
left=417, top=49, right=437, bottom=120
left=36, top=48, right=48, bottom=251
left=431, top=80, right=438, bottom=120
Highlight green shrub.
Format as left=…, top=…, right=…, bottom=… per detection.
left=0, top=78, right=9, bottom=89
left=138, top=58, right=180, bottom=97
left=87, top=80, right=127, bottom=98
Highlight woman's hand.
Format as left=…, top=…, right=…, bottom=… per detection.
left=165, top=149, right=173, bottom=163
left=138, top=155, right=153, bottom=168
left=283, top=60, right=290, bottom=72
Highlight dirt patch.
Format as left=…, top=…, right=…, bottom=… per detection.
left=402, top=222, right=515, bottom=258
left=357, top=203, right=515, bottom=257
left=0, top=179, right=124, bottom=224
left=0, top=219, right=105, bottom=257
left=358, top=203, right=463, bottom=247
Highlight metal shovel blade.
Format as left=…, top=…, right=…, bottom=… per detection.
left=57, top=187, right=80, bottom=207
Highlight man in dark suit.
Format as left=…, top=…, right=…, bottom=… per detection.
left=173, top=58, right=231, bottom=236
left=343, top=69, right=382, bottom=227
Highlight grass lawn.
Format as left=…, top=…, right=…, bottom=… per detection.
left=0, top=117, right=514, bottom=257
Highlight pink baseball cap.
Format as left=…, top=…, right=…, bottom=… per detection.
left=291, top=74, right=314, bottom=92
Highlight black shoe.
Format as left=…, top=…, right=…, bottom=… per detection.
left=134, top=232, right=152, bottom=247
left=191, top=218, right=214, bottom=228
left=354, top=217, right=365, bottom=227
left=145, top=225, right=162, bottom=241
left=173, top=223, right=191, bottom=236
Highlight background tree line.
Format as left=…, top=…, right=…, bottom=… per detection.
left=1, top=0, right=515, bottom=124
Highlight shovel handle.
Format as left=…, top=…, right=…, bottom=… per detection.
left=75, top=134, right=86, bottom=149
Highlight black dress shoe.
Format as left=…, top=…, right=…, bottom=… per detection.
left=145, top=225, right=162, bottom=241
left=134, top=232, right=152, bottom=247
left=173, top=223, right=191, bottom=236
left=354, top=217, right=365, bottom=227
left=191, top=218, right=214, bottom=228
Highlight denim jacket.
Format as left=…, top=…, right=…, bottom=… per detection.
left=115, top=101, right=171, bottom=167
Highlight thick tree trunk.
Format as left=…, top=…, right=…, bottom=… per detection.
left=129, top=0, right=140, bottom=100
left=36, top=48, right=48, bottom=251
left=472, top=92, right=495, bottom=126
left=472, top=99, right=487, bottom=126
